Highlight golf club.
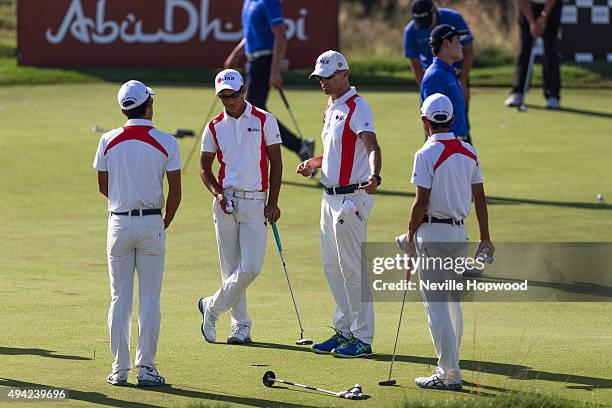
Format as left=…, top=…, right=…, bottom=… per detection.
left=92, top=126, right=194, bottom=138
left=518, top=38, right=538, bottom=112
left=262, top=371, right=364, bottom=400
left=271, top=222, right=313, bottom=345
left=278, top=88, right=305, bottom=139
left=183, top=96, right=219, bottom=173
left=379, top=267, right=411, bottom=386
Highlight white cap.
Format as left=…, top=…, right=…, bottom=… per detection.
left=117, top=80, right=155, bottom=110
left=215, top=69, right=244, bottom=95
left=421, top=93, right=454, bottom=123
left=309, top=50, right=349, bottom=79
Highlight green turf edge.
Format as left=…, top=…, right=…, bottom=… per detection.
left=0, top=58, right=610, bottom=89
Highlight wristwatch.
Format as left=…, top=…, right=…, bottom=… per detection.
left=371, top=174, right=382, bottom=186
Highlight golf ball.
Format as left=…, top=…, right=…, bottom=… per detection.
left=518, top=105, right=527, bottom=112
left=597, top=194, right=605, bottom=201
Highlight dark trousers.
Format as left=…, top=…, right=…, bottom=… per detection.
left=245, top=54, right=303, bottom=154
left=511, top=0, right=562, bottom=99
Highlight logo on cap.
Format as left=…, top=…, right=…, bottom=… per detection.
left=319, top=58, right=330, bottom=65
left=217, top=78, right=222, bottom=83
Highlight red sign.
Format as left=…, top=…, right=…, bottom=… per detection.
left=17, top=0, right=339, bottom=68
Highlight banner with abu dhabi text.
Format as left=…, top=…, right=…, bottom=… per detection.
left=17, top=0, right=338, bottom=68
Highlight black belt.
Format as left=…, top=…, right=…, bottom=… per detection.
left=111, top=209, right=162, bottom=216
left=324, top=182, right=368, bottom=195
left=425, top=216, right=464, bottom=226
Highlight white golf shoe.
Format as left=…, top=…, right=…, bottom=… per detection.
left=504, top=93, right=522, bottom=107
left=107, top=369, right=128, bottom=386
left=415, top=372, right=462, bottom=391
left=227, top=323, right=252, bottom=344
left=137, top=366, right=166, bottom=387
left=198, top=297, right=217, bottom=343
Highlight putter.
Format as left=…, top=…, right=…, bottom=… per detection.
left=183, top=97, right=219, bottom=173
left=271, top=222, right=313, bottom=345
left=278, top=88, right=305, bottom=139
left=262, top=371, right=363, bottom=400
left=379, top=268, right=411, bottom=386
left=92, top=126, right=195, bottom=139
left=518, top=38, right=537, bottom=112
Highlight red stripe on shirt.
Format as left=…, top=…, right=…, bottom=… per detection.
left=104, top=126, right=168, bottom=157
left=433, top=139, right=478, bottom=172
left=338, top=95, right=359, bottom=186
left=251, top=106, right=269, bottom=191
left=209, top=112, right=226, bottom=189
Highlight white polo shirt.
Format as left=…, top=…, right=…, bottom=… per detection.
left=411, top=132, right=483, bottom=221
left=201, top=102, right=281, bottom=191
left=320, top=87, right=376, bottom=188
left=93, top=119, right=181, bottom=213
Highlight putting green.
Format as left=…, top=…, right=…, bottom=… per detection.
left=1, top=84, right=611, bottom=407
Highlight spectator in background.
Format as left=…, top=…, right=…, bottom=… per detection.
left=505, top=0, right=562, bottom=109
left=421, top=25, right=470, bottom=144
left=225, top=0, right=316, bottom=169
left=404, top=0, right=474, bottom=143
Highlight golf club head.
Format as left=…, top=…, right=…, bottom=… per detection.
left=262, top=371, right=276, bottom=388
left=296, top=338, right=313, bottom=345
left=339, top=384, right=363, bottom=399
left=174, top=129, right=195, bottom=138
left=378, top=380, right=397, bottom=386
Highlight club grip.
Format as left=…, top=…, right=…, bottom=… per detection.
left=271, top=222, right=282, bottom=253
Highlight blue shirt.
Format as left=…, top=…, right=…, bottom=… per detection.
left=242, top=0, right=284, bottom=54
left=403, top=8, right=472, bottom=70
left=421, top=57, right=468, bottom=137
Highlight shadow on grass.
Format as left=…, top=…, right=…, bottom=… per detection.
left=0, top=347, right=91, bottom=361
left=370, top=355, right=612, bottom=390
left=282, top=180, right=612, bottom=211
left=0, top=377, right=320, bottom=408
left=524, top=103, right=612, bottom=119
left=244, top=343, right=612, bottom=390
left=476, top=275, right=612, bottom=298
left=0, top=378, right=161, bottom=408
left=139, top=384, right=321, bottom=408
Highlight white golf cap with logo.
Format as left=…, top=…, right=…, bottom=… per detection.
left=421, top=93, right=454, bottom=123
left=117, top=80, right=155, bottom=110
left=215, top=69, right=244, bottom=95
left=309, top=50, right=349, bottom=79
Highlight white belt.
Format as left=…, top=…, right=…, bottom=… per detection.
left=246, top=49, right=273, bottom=60
left=225, top=189, right=267, bottom=201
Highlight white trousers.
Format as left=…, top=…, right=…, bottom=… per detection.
left=208, top=196, right=267, bottom=326
left=415, top=222, right=468, bottom=382
left=320, top=190, right=375, bottom=344
left=107, top=213, right=165, bottom=373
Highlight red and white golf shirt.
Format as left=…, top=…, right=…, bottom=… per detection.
left=320, top=87, right=376, bottom=188
left=93, top=119, right=182, bottom=213
left=201, top=102, right=281, bottom=191
left=411, top=132, right=482, bottom=221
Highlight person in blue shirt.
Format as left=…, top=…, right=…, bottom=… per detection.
left=405, top=0, right=473, bottom=142
left=421, top=25, right=470, bottom=144
left=225, top=0, right=315, bottom=165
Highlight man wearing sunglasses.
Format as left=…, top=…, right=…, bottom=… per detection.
left=297, top=50, right=382, bottom=358
left=421, top=25, right=471, bottom=144
left=197, top=69, right=283, bottom=345
left=225, top=0, right=316, bottom=168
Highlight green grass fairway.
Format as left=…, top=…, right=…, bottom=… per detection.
left=1, top=85, right=611, bottom=407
